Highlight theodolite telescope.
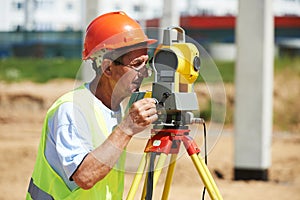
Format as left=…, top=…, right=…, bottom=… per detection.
left=129, top=26, right=201, bottom=126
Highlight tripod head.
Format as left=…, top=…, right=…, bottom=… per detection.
left=128, top=26, right=201, bottom=126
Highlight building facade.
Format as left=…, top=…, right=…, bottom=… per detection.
left=0, top=0, right=299, bottom=31
left=0, top=0, right=82, bottom=31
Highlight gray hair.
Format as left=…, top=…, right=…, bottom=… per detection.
left=90, top=48, right=110, bottom=75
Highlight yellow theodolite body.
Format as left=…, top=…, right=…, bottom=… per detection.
left=127, top=26, right=201, bottom=118
left=155, top=42, right=200, bottom=86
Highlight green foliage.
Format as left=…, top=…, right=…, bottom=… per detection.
left=274, top=56, right=300, bottom=75
left=196, top=56, right=300, bottom=84
left=0, top=57, right=81, bottom=83
left=196, top=60, right=235, bottom=83
left=214, top=60, right=235, bottom=83
left=1, top=56, right=299, bottom=83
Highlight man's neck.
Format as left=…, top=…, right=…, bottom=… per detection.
left=90, top=77, right=122, bottom=111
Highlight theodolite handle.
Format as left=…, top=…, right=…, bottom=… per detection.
left=163, top=26, right=185, bottom=46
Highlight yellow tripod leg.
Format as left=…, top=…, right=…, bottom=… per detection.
left=141, top=154, right=152, bottom=199
left=161, top=154, right=178, bottom=200
left=198, top=154, right=223, bottom=200
left=191, top=154, right=223, bottom=200
left=126, top=153, right=148, bottom=200
left=141, top=153, right=168, bottom=199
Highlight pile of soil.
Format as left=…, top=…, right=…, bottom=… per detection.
left=0, top=79, right=299, bottom=199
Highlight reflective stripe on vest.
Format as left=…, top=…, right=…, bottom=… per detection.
left=27, top=84, right=125, bottom=200
left=28, top=178, right=54, bottom=200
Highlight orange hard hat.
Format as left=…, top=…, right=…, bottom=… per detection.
left=82, top=11, right=157, bottom=60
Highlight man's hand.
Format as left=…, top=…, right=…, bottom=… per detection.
left=119, top=98, right=158, bottom=136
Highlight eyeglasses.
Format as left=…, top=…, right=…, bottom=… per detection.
left=113, top=57, right=153, bottom=77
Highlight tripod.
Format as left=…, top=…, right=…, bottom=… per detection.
left=126, top=124, right=223, bottom=200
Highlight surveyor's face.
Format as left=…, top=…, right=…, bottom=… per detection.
left=110, top=48, right=149, bottom=98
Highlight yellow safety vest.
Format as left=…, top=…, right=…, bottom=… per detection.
left=26, top=84, right=125, bottom=200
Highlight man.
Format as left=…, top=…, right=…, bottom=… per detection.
left=27, top=11, right=158, bottom=199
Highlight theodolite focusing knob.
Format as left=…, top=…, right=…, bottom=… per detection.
left=193, top=56, right=201, bottom=72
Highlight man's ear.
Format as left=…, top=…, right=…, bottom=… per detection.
left=101, top=59, right=113, bottom=77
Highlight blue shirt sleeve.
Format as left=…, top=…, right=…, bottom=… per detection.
left=45, top=102, right=94, bottom=190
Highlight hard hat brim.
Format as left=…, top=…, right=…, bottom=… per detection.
left=83, top=38, right=157, bottom=60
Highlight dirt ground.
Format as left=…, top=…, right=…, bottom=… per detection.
left=0, top=79, right=300, bottom=200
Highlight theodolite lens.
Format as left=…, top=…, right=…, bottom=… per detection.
left=154, top=49, right=178, bottom=70
left=193, top=56, right=201, bottom=72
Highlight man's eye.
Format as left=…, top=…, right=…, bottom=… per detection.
left=114, top=60, right=123, bottom=66
left=134, top=61, right=143, bottom=66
